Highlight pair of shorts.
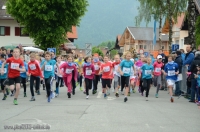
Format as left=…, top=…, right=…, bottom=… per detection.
left=167, top=79, right=175, bottom=87
left=121, top=76, right=130, bottom=87
left=0, top=79, right=6, bottom=90
left=102, top=79, right=111, bottom=88
left=8, top=76, right=21, bottom=86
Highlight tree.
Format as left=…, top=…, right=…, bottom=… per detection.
left=107, top=42, right=112, bottom=49
left=6, top=0, right=88, bottom=50
left=195, top=16, right=200, bottom=48
left=136, top=0, right=187, bottom=52
left=92, top=47, right=104, bottom=57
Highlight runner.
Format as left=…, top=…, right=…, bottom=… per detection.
left=129, top=58, right=136, bottom=96
left=112, top=54, right=121, bottom=97
left=0, top=54, right=9, bottom=100
left=153, top=55, right=164, bottom=98
left=41, top=52, right=56, bottom=102
left=83, top=56, right=95, bottom=99
left=163, top=55, right=179, bottom=103
left=99, top=56, right=113, bottom=98
left=140, top=58, right=154, bottom=101
left=20, top=55, right=28, bottom=98
left=92, top=54, right=101, bottom=94
left=119, top=51, right=135, bottom=102
left=1, top=48, right=25, bottom=105
left=28, top=53, right=43, bottom=101
left=59, top=56, right=78, bottom=98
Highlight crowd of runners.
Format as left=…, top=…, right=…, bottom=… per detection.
left=0, top=45, right=200, bottom=106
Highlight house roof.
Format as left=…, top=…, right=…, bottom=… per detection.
left=66, top=26, right=78, bottom=39
left=127, top=27, right=169, bottom=41
left=114, top=35, right=121, bottom=49
left=117, top=35, right=121, bottom=41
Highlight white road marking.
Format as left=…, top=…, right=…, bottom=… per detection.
left=107, top=97, right=116, bottom=101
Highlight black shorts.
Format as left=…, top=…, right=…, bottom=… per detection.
left=8, top=76, right=21, bottom=86
left=121, top=76, right=130, bottom=87
left=102, top=79, right=111, bottom=88
left=0, top=79, right=6, bottom=90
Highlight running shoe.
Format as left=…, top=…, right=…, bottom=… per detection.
left=47, top=96, right=51, bottom=102
left=80, top=87, right=83, bottom=91
left=24, top=93, right=27, bottom=97
left=146, top=97, right=148, bottom=101
left=115, top=93, right=119, bottom=97
left=67, top=92, right=71, bottom=98
left=13, top=99, right=18, bottom=105
left=170, top=97, right=174, bottom=103
left=86, top=95, right=89, bottom=99
left=72, top=90, right=75, bottom=95
left=128, top=92, right=130, bottom=96
left=124, top=97, right=128, bottom=102
left=104, top=94, right=107, bottom=99
left=30, top=97, right=35, bottom=101
left=55, top=94, right=59, bottom=97
left=2, top=95, right=7, bottom=100
left=37, top=90, right=40, bottom=95
left=83, top=90, right=86, bottom=94
left=155, top=93, right=158, bottom=98
left=132, top=89, right=136, bottom=93
left=6, top=88, right=10, bottom=95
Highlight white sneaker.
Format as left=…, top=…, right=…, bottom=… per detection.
left=55, top=94, right=58, bottom=97
left=86, top=95, right=89, bottom=99
left=146, top=97, right=148, bottom=101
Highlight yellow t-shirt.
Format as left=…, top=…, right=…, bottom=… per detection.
left=74, top=59, right=84, bottom=72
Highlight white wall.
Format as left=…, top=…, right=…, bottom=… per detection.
left=0, top=20, right=34, bottom=47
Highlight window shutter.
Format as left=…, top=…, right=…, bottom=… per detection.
left=15, top=27, right=20, bottom=36
left=5, top=27, right=10, bottom=36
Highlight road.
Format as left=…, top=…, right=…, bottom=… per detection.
left=0, top=83, right=200, bottom=132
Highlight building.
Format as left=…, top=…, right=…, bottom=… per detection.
left=117, top=27, right=169, bottom=57
left=0, top=1, right=78, bottom=47
left=73, top=48, right=108, bottom=57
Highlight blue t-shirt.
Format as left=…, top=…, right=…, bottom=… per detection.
left=20, top=62, right=28, bottom=78
left=164, top=62, right=179, bottom=81
left=0, top=63, right=8, bottom=79
left=120, top=60, right=134, bottom=76
left=42, top=59, right=56, bottom=79
left=141, top=63, right=154, bottom=79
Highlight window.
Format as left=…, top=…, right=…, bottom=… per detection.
left=144, top=45, right=147, bottom=49
left=0, top=26, right=5, bottom=35
left=161, top=45, right=165, bottom=49
left=139, top=45, right=143, bottom=49
left=20, top=27, right=29, bottom=36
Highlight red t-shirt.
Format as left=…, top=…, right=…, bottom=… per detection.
left=92, top=61, right=101, bottom=75
left=153, top=61, right=164, bottom=76
left=101, top=62, right=113, bottom=79
left=28, top=60, right=43, bottom=78
left=6, top=57, right=24, bottom=78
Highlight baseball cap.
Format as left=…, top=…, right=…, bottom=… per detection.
left=1, top=54, right=6, bottom=59
left=157, top=55, right=162, bottom=59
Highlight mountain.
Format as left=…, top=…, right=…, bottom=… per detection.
left=74, top=0, right=154, bottom=48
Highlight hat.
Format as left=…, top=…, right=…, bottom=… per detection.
left=1, top=54, right=6, bottom=59
left=157, top=55, right=162, bottom=59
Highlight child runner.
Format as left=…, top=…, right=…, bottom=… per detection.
left=112, top=54, right=121, bottom=97
left=59, top=56, right=77, bottom=98
left=41, top=52, right=56, bottom=102
left=119, top=51, right=135, bottom=102
left=153, top=55, right=164, bottom=98
left=20, top=55, right=28, bottom=98
left=28, top=53, right=43, bottom=101
left=0, top=54, right=9, bottom=100
left=129, top=58, right=136, bottom=96
left=140, top=58, right=154, bottom=101
left=99, top=56, right=113, bottom=98
left=163, top=55, right=179, bottom=103
left=83, top=56, right=95, bottom=99
left=54, top=55, right=64, bottom=97
left=92, top=54, right=101, bottom=94
left=1, top=48, right=25, bottom=105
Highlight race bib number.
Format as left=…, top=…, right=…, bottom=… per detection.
left=114, top=65, right=119, bottom=71
left=155, top=68, right=161, bottom=72
left=168, top=70, right=175, bottom=76
left=123, top=67, right=131, bottom=74
left=103, top=66, right=110, bottom=72
left=45, top=65, right=53, bottom=71
left=86, top=70, right=92, bottom=75
left=10, top=63, right=19, bottom=70
left=29, top=64, right=36, bottom=70
left=66, top=69, right=73, bottom=74
left=145, top=70, right=152, bottom=75
left=4, top=68, right=7, bottom=73
left=94, top=65, right=99, bottom=70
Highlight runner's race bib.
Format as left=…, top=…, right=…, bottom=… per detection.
left=29, top=64, right=36, bottom=70
left=103, top=66, right=110, bottom=72
left=86, top=70, right=92, bottom=75
left=123, top=67, right=131, bottom=74
left=155, top=68, right=161, bottom=72
left=168, top=70, right=175, bottom=76
left=66, top=69, right=73, bottom=74
left=45, top=65, right=53, bottom=71
left=145, top=70, right=152, bottom=75
left=114, top=65, right=119, bottom=72
left=10, top=63, right=19, bottom=70
left=94, top=65, right=99, bottom=70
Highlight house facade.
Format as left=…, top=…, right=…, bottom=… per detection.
left=118, top=27, right=169, bottom=57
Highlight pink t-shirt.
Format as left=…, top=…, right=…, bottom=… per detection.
left=83, top=64, right=95, bottom=79
left=153, top=61, right=164, bottom=76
